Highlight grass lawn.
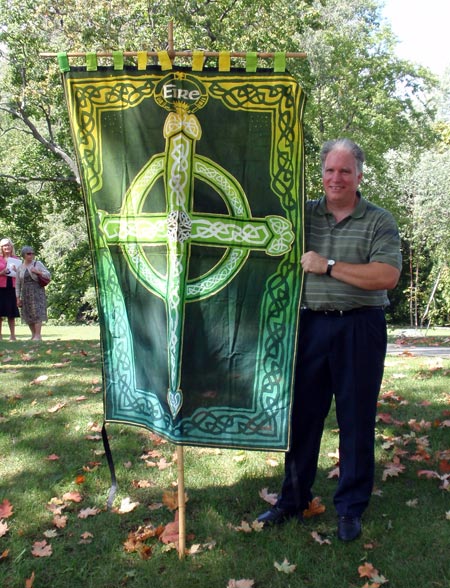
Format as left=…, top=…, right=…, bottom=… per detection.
left=0, top=326, right=449, bottom=588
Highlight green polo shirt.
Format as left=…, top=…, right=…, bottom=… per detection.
left=302, top=194, right=402, bottom=311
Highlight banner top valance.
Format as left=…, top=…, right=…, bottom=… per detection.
left=46, top=49, right=306, bottom=74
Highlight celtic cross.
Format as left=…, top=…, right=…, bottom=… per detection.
left=98, top=102, right=294, bottom=419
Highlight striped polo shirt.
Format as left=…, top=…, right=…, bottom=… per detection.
left=302, top=194, right=402, bottom=311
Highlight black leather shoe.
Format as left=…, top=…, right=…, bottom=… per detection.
left=337, top=516, right=362, bottom=541
left=257, top=506, right=301, bottom=526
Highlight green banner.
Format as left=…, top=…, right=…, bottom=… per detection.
left=62, top=66, right=305, bottom=450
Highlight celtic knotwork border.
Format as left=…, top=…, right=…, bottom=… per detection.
left=67, top=76, right=158, bottom=195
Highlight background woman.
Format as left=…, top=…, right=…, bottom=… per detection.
left=0, top=238, right=21, bottom=341
left=16, top=246, right=51, bottom=341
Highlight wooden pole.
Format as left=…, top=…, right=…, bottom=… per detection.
left=177, top=445, right=186, bottom=559
left=167, top=20, right=175, bottom=60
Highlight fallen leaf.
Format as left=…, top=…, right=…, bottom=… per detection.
left=78, top=507, right=100, bottom=519
left=227, top=580, right=254, bottom=588
left=162, top=490, right=188, bottom=511
left=259, top=487, right=278, bottom=505
left=381, top=440, right=395, bottom=450
left=43, top=529, right=58, bottom=538
left=62, top=491, right=83, bottom=503
left=156, top=457, right=172, bottom=470
left=382, top=457, right=405, bottom=481
left=140, top=449, right=162, bottom=460
left=79, top=531, right=94, bottom=544
left=82, top=462, right=101, bottom=473
left=53, top=515, right=68, bottom=528
left=234, top=521, right=252, bottom=533
left=406, top=498, right=418, bottom=507
left=46, top=504, right=65, bottom=516
left=147, top=432, right=167, bottom=445
left=371, top=572, right=389, bottom=585
left=417, top=469, right=440, bottom=479
left=0, top=520, right=9, bottom=537
left=31, top=540, right=52, bottom=558
left=408, top=418, right=431, bottom=432
left=303, top=497, right=326, bottom=518
left=31, top=375, right=48, bottom=384
left=327, top=448, right=340, bottom=460
left=187, top=540, right=216, bottom=555
left=159, top=511, right=179, bottom=545
left=132, top=479, right=155, bottom=489
left=87, top=421, right=102, bottom=432
left=25, top=571, right=35, bottom=588
left=0, top=499, right=13, bottom=519
left=359, top=562, right=377, bottom=579
left=75, top=475, right=86, bottom=485
left=137, top=544, right=153, bottom=559
left=0, top=549, right=10, bottom=561
left=46, top=454, right=60, bottom=461
left=274, top=558, right=297, bottom=574
left=48, top=402, right=66, bottom=413
left=327, top=466, right=340, bottom=479
left=311, top=531, right=331, bottom=545
left=377, top=413, right=394, bottom=424
left=251, top=520, right=264, bottom=532
left=117, top=497, right=140, bottom=514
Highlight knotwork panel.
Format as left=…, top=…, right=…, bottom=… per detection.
left=63, top=66, right=306, bottom=449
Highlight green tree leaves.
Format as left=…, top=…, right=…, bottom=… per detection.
left=0, top=0, right=445, bottom=322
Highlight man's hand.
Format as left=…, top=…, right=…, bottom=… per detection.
left=301, top=251, right=328, bottom=275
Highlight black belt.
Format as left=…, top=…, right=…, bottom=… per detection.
left=302, top=306, right=384, bottom=317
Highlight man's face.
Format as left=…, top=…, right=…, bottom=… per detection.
left=322, top=149, right=362, bottom=205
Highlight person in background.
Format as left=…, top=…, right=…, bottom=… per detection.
left=15, top=246, right=51, bottom=341
left=257, top=138, right=402, bottom=541
left=0, top=238, right=21, bottom=341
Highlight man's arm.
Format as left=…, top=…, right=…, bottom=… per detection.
left=301, top=251, right=400, bottom=291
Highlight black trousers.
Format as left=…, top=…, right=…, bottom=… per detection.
left=277, top=308, right=387, bottom=517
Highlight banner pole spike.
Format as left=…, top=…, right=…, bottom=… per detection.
left=177, top=445, right=186, bottom=559
left=168, top=20, right=175, bottom=57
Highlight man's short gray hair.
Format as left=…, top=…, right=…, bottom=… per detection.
left=320, top=139, right=365, bottom=174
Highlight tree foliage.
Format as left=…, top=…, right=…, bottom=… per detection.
left=0, top=0, right=443, bottom=323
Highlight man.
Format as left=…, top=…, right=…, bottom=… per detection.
left=258, top=138, right=402, bottom=541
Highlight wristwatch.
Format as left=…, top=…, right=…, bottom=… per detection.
left=326, top=259, right=335, bottom=276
